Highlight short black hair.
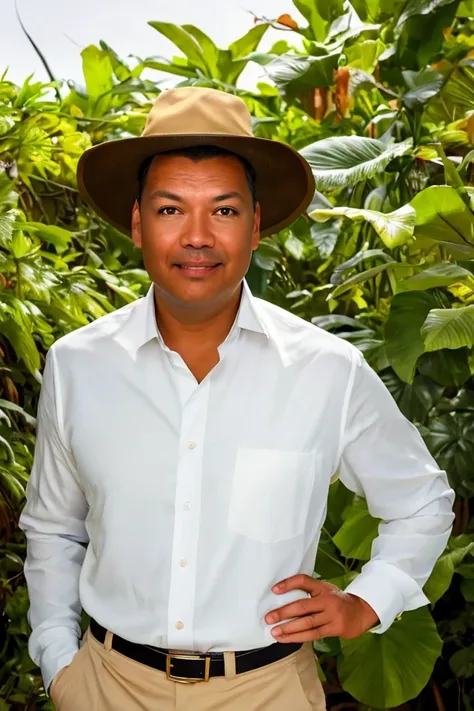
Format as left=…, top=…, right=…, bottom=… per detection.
left=136, top=145, right=257, bottom=209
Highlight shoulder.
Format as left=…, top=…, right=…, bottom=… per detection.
left=49, top=297, right=142, bottom=358
left=254, top=297, right=362, bottom=367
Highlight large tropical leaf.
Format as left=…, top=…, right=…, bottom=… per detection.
left=182, top=25, right=220, bottom=75
left=310, top=222, right=340, bottom=258
left=0, top=212, right=15, bottom=245
left=424, top=540, right=474, bottom=604
left=333, top=497, right=379, bottom=561
left=409, top=185, right=474, bottom=256
left=81, top=45, right=114, bottom=108
left=384, top=291, right=440, bottom=382
left=327, top=3, right=381, bottom=43
left=418, top=348, right=472, bottom=388
left=346, top=38, right=387, bottom=73
left=19, top=222, right=73, bottom=253
left=99, top=40, right=132, bottom=82
left=330, top=249, right=393, bottom=285
left=338, top=608, right=443, bottom=708
left=148, top=22, right=208, bottom=73
left=141, top=57, right=196, bottom=79
left=312, top=314, right=368, bottom=331
left=0, top=398, right=36, bottom=427
left=263, top=53, right=340, bottom=94
left=430, top=58, right=474, bottom=121
left=382, top=371, right=444, bottom=423
left=350, top=0, right=405, bottom=21
left=424, top=412, right=474, bottom=495
left=310, top=204, right=416, bottom=248
left=300, top=137, right=413, bottom=192
left=402, top=66, right=445, bottom=109
left=398, top=262, right=474, bottom=291
left=228, top=24, right=269, bottom=59
left=0, top=317, right=41, bottom=377
left=396, top=0, right=460, bottom=28
left=293, top=0, right=345, bottom=41
left=331, top=262, right=408, bottom=298
left=421, top=304, right=474, bottom=351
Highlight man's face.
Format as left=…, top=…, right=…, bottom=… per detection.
left=131, top=154, right=260, bottom=310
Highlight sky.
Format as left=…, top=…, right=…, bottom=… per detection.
left=1, top=0, right=303, bottom=89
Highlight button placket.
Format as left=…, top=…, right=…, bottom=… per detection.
left=167, top=379, right=211, bottom=649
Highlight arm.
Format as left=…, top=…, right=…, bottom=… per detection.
left=266, top=351, right=455, bottom=641
left=19, top=346, right=88, bottom=693
left=340, top=353, right=455, bottom=632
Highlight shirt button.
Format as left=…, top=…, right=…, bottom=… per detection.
left=184, top=502, right=191, bottom=510
left=187, top=441, right=196, bottom=449
left=175, top=621, right=184, bottom=630
left=179, top=558, right=187, bottom=567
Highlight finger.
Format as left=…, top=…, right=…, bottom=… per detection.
left=273, top=624, right=335, bottom=644
left=265, top=598, right=326, bottom=625
left=273, top=575, right=328, bottom=596
left=271, top=612, right=332, bottom=638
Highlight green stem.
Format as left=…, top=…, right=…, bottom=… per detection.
left=318, top=546, right=348, bottom=573
left=15, top=261, right=22, bottom=300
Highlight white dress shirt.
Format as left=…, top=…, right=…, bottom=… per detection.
left=19, top=280, right=455, bottom=692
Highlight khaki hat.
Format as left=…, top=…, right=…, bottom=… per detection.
left=77, top=87, right=315, bottom=237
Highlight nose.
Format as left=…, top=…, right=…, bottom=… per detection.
left=179, top=210, right=216, bottom=249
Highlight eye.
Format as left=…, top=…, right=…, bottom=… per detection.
left=158, top=206, right=180, bottom=216
left=215, top=207, right=238, bottom=216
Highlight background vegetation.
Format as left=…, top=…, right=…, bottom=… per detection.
left=1, top=0, right=474, bottom=709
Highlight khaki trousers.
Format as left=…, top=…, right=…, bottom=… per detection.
left=51, top=628, right=327, bottom=710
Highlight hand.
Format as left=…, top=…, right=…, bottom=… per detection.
left=265, top=574, right=379, bottom=643
left=49, top=664, right=71, bottom=700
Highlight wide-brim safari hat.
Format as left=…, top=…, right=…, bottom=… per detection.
left=77, top=87, right=315, bottom=237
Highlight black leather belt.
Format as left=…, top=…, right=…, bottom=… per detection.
left=90, top=618, right=301, bottom=683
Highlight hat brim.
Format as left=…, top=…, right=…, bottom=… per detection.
left=77, top=134, right=315, bottom=237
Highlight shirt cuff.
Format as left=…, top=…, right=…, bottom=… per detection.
left=31, top=630, right=79, bottom=694
left=344, top=559, right=430, bottom=634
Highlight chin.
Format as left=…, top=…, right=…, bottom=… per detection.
left=156, top=283, right=219, bottom=306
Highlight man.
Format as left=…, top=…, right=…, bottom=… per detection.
left=19, top=87, right=455, bottom=711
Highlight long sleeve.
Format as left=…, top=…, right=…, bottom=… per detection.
left=340, top=353, right=455, bottom=633
left=18, top=346, right=88, bottom=693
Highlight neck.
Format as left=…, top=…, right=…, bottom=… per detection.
left=153, top=283, right=243, bottom=350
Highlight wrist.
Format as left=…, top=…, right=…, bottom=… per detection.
left=348, top=593, right=379, bottom=630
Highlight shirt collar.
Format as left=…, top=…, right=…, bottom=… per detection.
left=114, top=279, right=269, bottom=356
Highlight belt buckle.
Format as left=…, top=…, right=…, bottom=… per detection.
left=166, top=654, right=211, bottom=683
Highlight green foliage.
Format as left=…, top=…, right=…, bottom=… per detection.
left=146, top=21, right=269, bottom=86
left=1, top=1, right=474, bottom=709
left=300, top=136, right=414, bottom=191
left=339, top=609, right=443, bottom=708
left=310, top=203, right=416, bottom=248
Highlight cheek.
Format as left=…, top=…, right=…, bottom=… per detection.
left=140, top=223, right=174, bottom=262
left=224, top=230, right=256, bottom=264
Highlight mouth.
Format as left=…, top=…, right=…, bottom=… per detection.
left=174, top=263, right=222, bottom=277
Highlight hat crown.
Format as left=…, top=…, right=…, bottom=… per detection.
left=142, top=87, right=254, bottom=138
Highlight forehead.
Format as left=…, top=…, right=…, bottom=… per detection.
left=147, top=154, right=248, bottom=185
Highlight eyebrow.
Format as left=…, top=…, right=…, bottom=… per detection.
left=149, top=190, right=245, bottom=203
left=212, top=192, right=245, bottom=203
left=150, top=190, right=183, bottom=201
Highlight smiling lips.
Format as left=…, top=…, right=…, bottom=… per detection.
left=175, top=262, right=221, bottom=277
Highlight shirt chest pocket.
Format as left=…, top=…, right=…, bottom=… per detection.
left=228, top=448, right=316, bottom=544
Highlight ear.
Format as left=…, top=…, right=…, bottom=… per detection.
left=131, top=200, right=142, bottom=249
left=251, top=202, right=261, bottom=251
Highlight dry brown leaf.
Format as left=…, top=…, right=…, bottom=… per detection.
left=3, top=376, right=19, bottom=405
left=335, top=67, right=350, bottom=119
left=314, top=87, right=329, bottom=121
left=276, top=14, right=299, bottom=29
